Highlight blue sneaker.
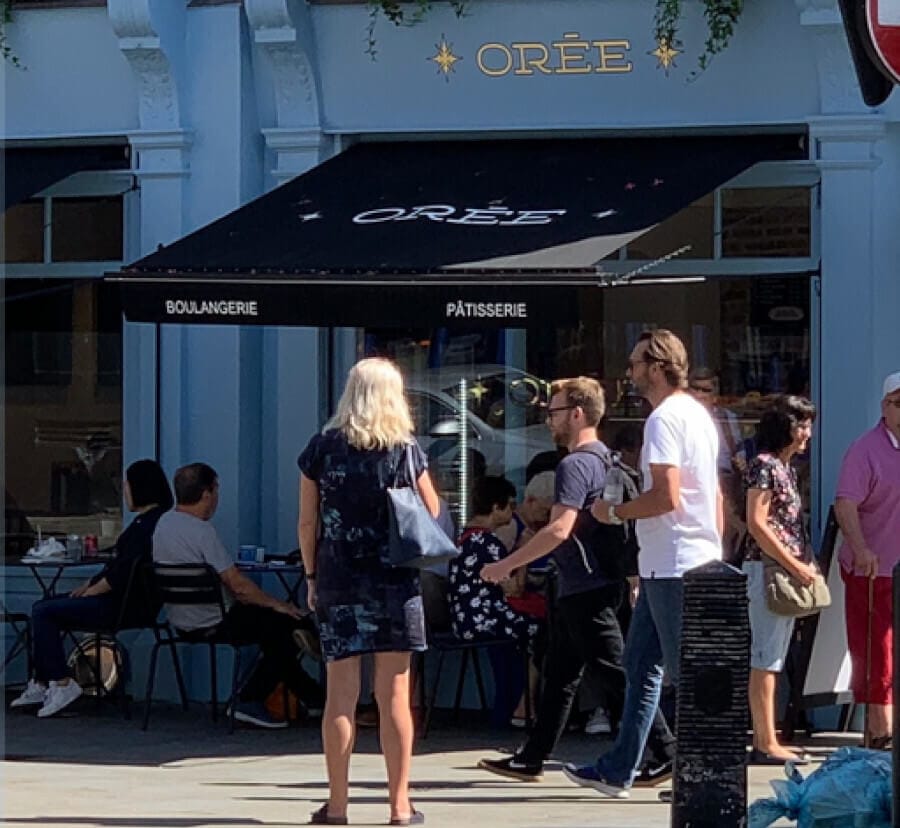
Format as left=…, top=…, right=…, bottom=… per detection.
left=230, top=701, right=288, bottom=729
left=562, top=763, right=630, bottom=799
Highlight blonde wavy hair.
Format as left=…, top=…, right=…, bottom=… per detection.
left=326, top=357, right=415, bottom=450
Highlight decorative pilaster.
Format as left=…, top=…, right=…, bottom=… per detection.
left=807, top=114, right=886, bottom=536
left=108, top=0, right=191, bottom=252
left=245, top=0, right=329, bottom=185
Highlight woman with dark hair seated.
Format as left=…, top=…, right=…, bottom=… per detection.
left=742, top=395, right=817, bottom=763
left=10, top=459, right=174, bottom=718
left=449, top=476, right=542, bottom=648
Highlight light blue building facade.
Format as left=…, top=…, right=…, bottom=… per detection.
left=3, top=0, right=899, bottom=701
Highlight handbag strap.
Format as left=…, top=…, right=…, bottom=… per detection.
left=392, top=442, right=419, bottom=493
left=405, top=442, right=420, bottom=494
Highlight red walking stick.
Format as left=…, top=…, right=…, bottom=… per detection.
left=864, top=576, right=875, bottom=749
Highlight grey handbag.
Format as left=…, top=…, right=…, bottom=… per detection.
left=763, top=558, right=832, bottom=618
left=386, top=444, right=458, bottom=569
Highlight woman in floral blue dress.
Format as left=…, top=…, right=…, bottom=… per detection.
left=298, top=357, right=439, bottom=827
left=742, top=394, right=816, bottom=765
left=449, top=476, right=541, bottom=648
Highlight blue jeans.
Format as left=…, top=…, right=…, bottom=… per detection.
left=31, top=595, right=119, bottom=683
left=594, top=577, right=683, bottom=786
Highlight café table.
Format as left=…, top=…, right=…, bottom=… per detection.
left=235, top=560, right=306, bottom=606
left=19, top=556, right=109, bottom=600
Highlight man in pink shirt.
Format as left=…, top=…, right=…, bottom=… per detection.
left=834, top=371, right=900, bottom=749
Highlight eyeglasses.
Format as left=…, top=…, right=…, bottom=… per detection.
left=690, top=384, right=715, bottom=393
left=627, top=357, right=665, bottom=369
left=545, top=405, right=576, bottom=418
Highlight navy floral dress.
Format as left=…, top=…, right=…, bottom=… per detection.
left=298, top=429, right=427, bottom=662
left=742, top=452, right=806, bottom=562
left=448, top=528, right=541, bottom=647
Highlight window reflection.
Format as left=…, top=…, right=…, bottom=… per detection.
left=722, top=187, right=811, bottom=258
left=364, top=274, right=811, bottom=528
left=3, top=280, right=123, bottom=558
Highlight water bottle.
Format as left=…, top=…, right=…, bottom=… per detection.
left=66, top=534, right=84, bottom=562
left=603, top=466, right=625, bottom=506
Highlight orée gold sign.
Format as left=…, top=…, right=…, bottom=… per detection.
left=428, top=33, right=681, bottom=80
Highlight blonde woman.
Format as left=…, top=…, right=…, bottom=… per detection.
left=298, top=357, right=439, bottom=826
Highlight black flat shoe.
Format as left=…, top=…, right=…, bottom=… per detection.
left=748, top=749, right=810, bottom=766
left=389, top=808, right=424, bottom=826
left=309, top=803, right=348, bottom=825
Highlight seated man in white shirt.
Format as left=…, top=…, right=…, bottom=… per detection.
left=152, top=462, right=323, bottom=728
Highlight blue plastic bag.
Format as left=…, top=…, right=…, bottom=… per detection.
left=749, top=748, right=892, bottom=828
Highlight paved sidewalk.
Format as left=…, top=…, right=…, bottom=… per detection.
left=2, top=700, right=855, bottom=828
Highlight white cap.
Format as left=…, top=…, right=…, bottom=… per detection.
left=883, top=372, right=900, bottom=399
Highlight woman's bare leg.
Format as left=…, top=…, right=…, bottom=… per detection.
left=869, top=703, right=893, bottom=740
left=322, top=656, right=361, bottom=819
left=749, top=668, right=799, bottom=758
left=373, top=651, right=414, bottom=822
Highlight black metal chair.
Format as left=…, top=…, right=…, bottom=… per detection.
left=413, top=572, right=533, bottom=738
left=142, top=563, right=261, bottom=732
left=62, top=557, right=187, bottom=720
left=1, top=608, right=32, bottom=681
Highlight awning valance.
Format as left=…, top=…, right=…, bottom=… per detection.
left=2, top=143, right=130, bottom=211
left=115, top=133, right=806, bottom=325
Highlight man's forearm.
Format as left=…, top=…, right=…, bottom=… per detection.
left=233, top=577, right=282, bottom=609
left=617, top=487, right=675, bottom=520
left=834, top=499, right=870, bottom=556
left=501, top=524, right=566, bottom=570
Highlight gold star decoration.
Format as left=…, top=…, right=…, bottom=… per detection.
left=429, top=35, right=462, bottom=80
left=649, top=38, right=681, bottom=73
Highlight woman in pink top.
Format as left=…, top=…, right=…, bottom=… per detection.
left=834, top=371, right=900, bottom=750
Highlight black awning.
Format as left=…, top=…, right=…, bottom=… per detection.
left=116, top=133, right=805, bottom=325
left=2, top=143, right=130, bottom=211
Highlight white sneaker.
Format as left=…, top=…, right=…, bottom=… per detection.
left=585, top=707, right=612, bottom=735
left=36, top=680, right=83, bottom=718
left=10, top=679, right=47, bottom=709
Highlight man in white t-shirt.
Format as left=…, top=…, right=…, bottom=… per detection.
left=563, top=329, right=722, bottom=798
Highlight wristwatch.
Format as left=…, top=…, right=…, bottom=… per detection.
left=607, top=504, right=624, bottom=526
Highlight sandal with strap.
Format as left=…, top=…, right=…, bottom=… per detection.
left=389, top=808, right=424, bottom=826
left=309, top=803, right=348, bottom=825
left=870, top=735, right=892, bottom=751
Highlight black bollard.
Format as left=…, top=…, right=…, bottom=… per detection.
left=672, top=560, right=750, bottom=828
left=892, top=562, right=900, bottom=828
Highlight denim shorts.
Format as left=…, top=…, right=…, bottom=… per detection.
left=743, top=560, right=795, bottom=672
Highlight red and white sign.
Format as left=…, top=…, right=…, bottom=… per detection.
left=867, top=0, right=900, bottom=83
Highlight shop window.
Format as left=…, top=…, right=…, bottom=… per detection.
left=626, top=193, right=714, bottom=260
left=362, top=273, right=812, bottom=538
left=3, top=279, right=123, bottom=557
left=4, top=280, right=74, bottom=386
left=721, top=187, right=811, bottom=258
left=51, top=196, right=124, bottom=262
left=2, top=200, right=44, bottom=263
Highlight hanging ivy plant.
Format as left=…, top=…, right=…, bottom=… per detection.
left=367, top=0, right=468, bottom=58
left=655, top=0, right=744, bottom=72
left=366, top=0, right=746, bottom=71
left=1, top=0, right=22, bottom=68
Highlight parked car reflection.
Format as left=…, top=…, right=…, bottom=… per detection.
left=408, top=365, right=554, bottom=500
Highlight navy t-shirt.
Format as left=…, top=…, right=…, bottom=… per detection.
left=552, top=440, right=611, bottom=598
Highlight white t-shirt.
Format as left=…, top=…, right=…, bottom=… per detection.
left=636, top=392, right=722, bottom=578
